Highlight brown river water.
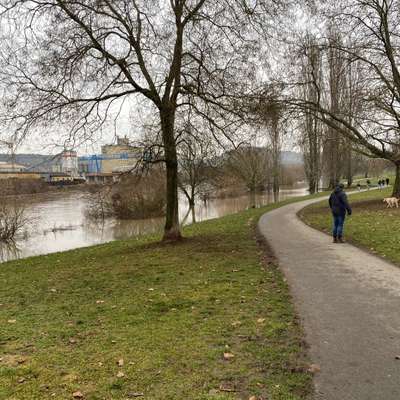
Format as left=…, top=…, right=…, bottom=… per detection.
left=0, top=186, right=308, bottom=263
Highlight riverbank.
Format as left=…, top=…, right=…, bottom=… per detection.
left=0, top=196, right=318, bottom=400
left=0, top=182, right=92, bottom=201
left=299, top=187, right=400, bottom=265
left=0, top=188, right=309, bottom=263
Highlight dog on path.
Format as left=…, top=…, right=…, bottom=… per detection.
left=383, top=197, right=399, bottom=208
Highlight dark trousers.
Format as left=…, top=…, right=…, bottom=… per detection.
left=332, top=214, right=345, bottom=238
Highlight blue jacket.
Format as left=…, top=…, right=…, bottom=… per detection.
left=329, top=186, right=352, bottom=217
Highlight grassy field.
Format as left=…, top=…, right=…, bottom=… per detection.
left=299, top=188, right=400, bottom=265
left=0, top=197, right=315, bottom=400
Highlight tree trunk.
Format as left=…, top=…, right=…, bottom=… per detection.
left=190, top=205, right=196, bottom=224
left=161, top=109, right=182, bottom=241
left=249, top=189, right=256, bottom=208
left=392, top=162, right=400, bottom=197
left=345, top=146, right=353, bottom=187
left=308, top=178, right=316, bottom=194
left=271, top=120, right=280, bottom=194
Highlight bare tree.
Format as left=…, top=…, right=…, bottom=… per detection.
left=0, top=0, right=285, bottom=240
left=178, top=131, right=214, bottom=210
left=0, top=202, right=30, bottom=242
left=322, top=28, right=348, bottom=189
left=298, top=35, right=323, bottom=193
left=287, top=0, right=400, bottom=195
left=225, top=146, right=271, bottom=205
left=253, top=90, right=285, bottom=194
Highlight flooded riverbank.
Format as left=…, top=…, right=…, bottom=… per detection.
left=0, top=186, right=308, bottom=262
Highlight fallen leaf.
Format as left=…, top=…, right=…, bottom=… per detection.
left=96, top=300, right=105, bottom=304
left=7, top=319, right=16, bottom=324
left=128, top=393, right=144, bottom=398
left=307, top=364, right=321, bottom=374
left=249, top=396, right=258, bottom=400
left=257, top=318, right=266, bottom=323
left=50, top=288, right=57, bottom=293
left=72, top=391, right=84, bottom=398
left=69, top=338, right=77, bottom=344
left=231, top=321, right=241, bottom=327
left=117, top=358, right=124, bottom=367
left=117, top=371, right=125, bottom=378
left=223, top=352, right=235, bottom=360
left=18, top=377, right=26, bottom=383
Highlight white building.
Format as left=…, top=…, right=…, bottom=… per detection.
left=54, top=150, right=79, bottom=176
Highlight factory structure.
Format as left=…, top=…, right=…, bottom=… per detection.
left=78, top=136, right=143, bottom=184
left=0, top=136, right=143, bottom=185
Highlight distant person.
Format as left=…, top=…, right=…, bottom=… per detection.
left=357, top=183, right=361, bottom=191
left=386, top=177, right=390, bottom=186
left=329, top=183, right=352, bottom=243
left=366, top=179, right=371, bottom=190
left=378, top=179, right=382, bottom=189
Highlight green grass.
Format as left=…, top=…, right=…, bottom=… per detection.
left=300, top=188, right=400, bottom=265
left=0, top=196, right=319, bottom=400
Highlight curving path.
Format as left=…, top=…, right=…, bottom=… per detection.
left=258, top=195, right=400, bottom=400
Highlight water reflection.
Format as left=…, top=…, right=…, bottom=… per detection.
left=0, top=186, right=308, bottom=263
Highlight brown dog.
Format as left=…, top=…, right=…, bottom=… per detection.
left=383, top=197, right=399, bottom=208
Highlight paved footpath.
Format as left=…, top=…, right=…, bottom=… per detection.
left=258, top=195, right=400, bottom=400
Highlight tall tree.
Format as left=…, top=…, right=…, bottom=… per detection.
left=0, top=0, right=284, bottom=240
left=254, top=90, right=285, bottom=195
left=288, top=0, right=400, bottom=196
left=298, top=35, right=323, bottom=193
left=323, top=28, right=347, bottom=189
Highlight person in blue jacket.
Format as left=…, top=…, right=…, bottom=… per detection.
left=329, top=183, right=352, bottom=243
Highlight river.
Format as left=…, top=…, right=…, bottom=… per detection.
left=0, top=186, right=308, bottom=262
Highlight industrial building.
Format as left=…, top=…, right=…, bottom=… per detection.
left=52, top=150, right=79, bottom=176
left=79, top=136, right=143, bottom=183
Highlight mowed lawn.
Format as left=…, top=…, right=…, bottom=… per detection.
left=0, top=200, right=313, bottom=400
left=300, top=188, right=400, bottom=265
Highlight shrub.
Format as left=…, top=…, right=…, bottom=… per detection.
left=0, top=178, right=49, bottom=196
left=0, top=202, right=30, bottom=242
left=86, top=171, right=166, bottom=220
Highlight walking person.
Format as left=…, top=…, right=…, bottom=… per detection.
left=366, top=179, right=371, bottom=190
left=329, top=183, right=352, bottom=243
left=386, top=177, right=390, bottom=186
